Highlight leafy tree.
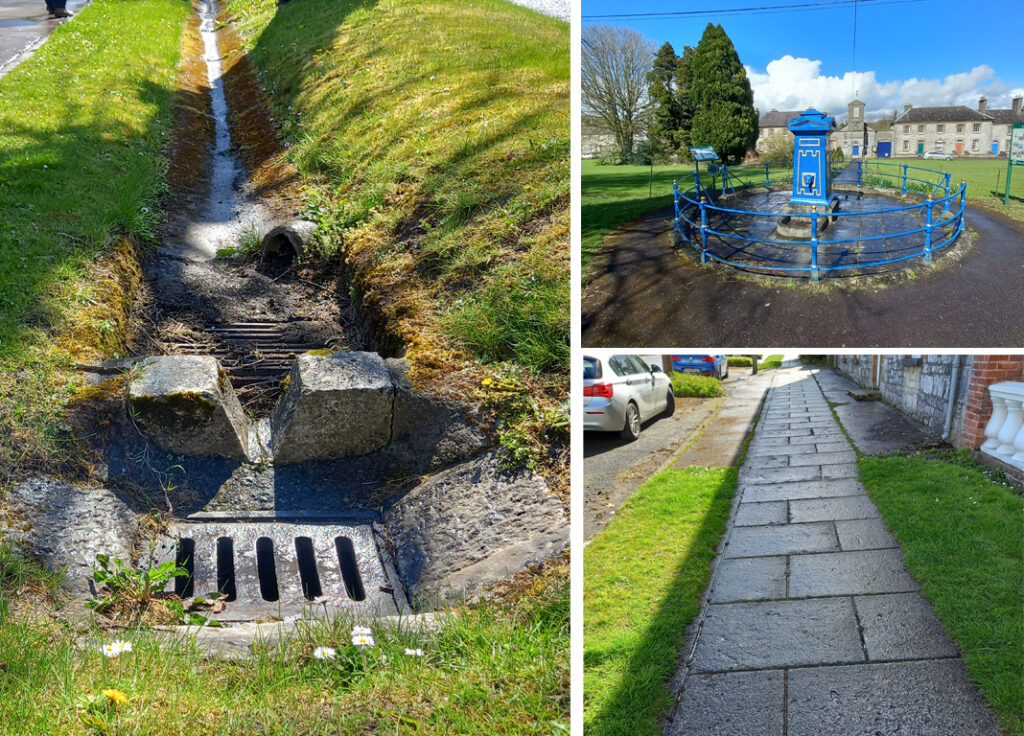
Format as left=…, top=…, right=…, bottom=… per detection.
left=687, top=24, right=759, bottom=165
left=646, top=42, right=681, bottom=159
left=582, top=25, right=656, bottom=163
left=760, top=130, right=794, bottom=163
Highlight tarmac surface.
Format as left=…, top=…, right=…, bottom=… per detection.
left=581, top=203, right=1024, bottom=347
left=667, top=365, right=1001, bottom=735
left=0, top=0, right=88, bottom=78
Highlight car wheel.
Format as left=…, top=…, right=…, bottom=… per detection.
left=722, top=362, right=729, bottom=379
left=663, top=390, right=675, bottom=417
left=619, top=402, right=641, bottom=441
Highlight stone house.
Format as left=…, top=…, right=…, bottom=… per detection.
left=832, top=355, right=1024, bottom=478
left=892, top=96, right=1024, bottom=157
left=833, top=100, right=895, bottom=158
left=987, top=95, right=1024, bottom=156
left=755, top=109, right=802, bottom=153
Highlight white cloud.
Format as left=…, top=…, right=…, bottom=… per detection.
left=745, top=55, right=1024, bottom=121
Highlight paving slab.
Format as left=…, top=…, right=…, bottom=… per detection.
left=821, top=462, right=859, bottom=479
left=835, top=517, right=899, bottom=550
left=855, top=593, right=960, bottom=660
left=726, top=522, right=838, bottom=558
left=744, top=455, right=790, bottom=471
left=789, top=495, right=879, bottom=523
left=814, top=440, right=853, bottom=453
left=749, top=441, right=819, bottom=457
left=733, top=501, right=787, bottom=527
left=787, top=660, right=1003, bottom=736
left=787, top=432, right=845, bottom=445
left=710, top=556, right=787, bottom=603
left=744, top=465, right=822, bottom=485
left=787, top=450, right=857, bottom=467
left=691, top=598, right=864, bottom=672
left=742, top=478, right=865, bottom=503
left=788, top=549, right=920, bottom=597
left=756, top=427, right=813, bottom=438
left=834, top=391, right=937, bottom=455
left=669, top=670, right=784, bottom=736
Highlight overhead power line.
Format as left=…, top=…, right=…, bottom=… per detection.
left=583, top=0, right=932, bottom=21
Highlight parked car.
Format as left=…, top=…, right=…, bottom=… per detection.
left=922, top=151, right=953, bottom=160
left=671, top=354, right=729, bottom=380
left=583, top=354, right=674, bottom=441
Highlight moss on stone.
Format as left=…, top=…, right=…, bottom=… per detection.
left=130, top=391, right=218, bottom=430
left=304, top=348, right=335, bottom=358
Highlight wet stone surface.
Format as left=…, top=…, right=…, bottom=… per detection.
left=725, top=521, right=838, bottom=558
left=709, top=556, right=787, bottom=603
left=854, top=592, right=960, bottom=660
left=834, top=517, right=900, bottom=551
left=669, top=670, right=784, bottom=736
left=788, top=549, right=920, bottom=597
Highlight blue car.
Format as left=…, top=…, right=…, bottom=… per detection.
left=671, top=355, right=728, bottom=380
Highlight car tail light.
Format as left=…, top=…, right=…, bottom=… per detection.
left=584, top=383, right=613, bottom=398
left=701, top=356, right=715, bottom=363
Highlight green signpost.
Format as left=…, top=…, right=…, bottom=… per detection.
left=1006, top=121, right=1024, bottom=205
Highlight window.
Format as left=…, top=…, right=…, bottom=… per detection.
left=973, top=123, right=981, bottom=132
left=918, top=124, right=925, bottom=133
left=624, top=356, right=650, bottom=375
left=935, top=140, right=944, bottom=151
left=853, top=107, right=860, bottom=120
left=583, top=357, right=602, bottom=380
left=767, top=128, right=773, bottom=136
left=903, top=125, right=910, bottom=133
left=972, top=139, right=979, bottom=151
left=936, top=124, right=944, bottom=133
left=956, top=123, right=964, bottom=132
left=903, top=140, right=910, bottom=151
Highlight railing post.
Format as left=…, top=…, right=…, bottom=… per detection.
left=923, top=194, right=933, bottom=265
left=673, top=179, right=680, bottom=221
left=857, top=160, right=863, bottom=186
left=902, top=165, right=908, bottom=195
left=765, top=162, right=770, bottom=188
left=699, top=196, right=709, bottom=265
left=944, top=173, right=950, bottom=198
left=810, top=206, right=820, bottom=283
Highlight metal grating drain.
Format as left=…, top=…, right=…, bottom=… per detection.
left=165, top=522, right=401, bottom=620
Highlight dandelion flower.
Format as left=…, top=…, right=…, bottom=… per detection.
left=313, top=646, right=336, bottom=660
left=351, top=633, right=375, bottom=648
left=102, top=689, right=128, bottom=705
left=404, top=648, right=424, bottom=657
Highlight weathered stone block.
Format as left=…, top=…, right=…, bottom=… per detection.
left=271, top=351, right=394, bottom=464
left=128, top=355, right=249, bottom=462
left=384, top=453, right=568, bottom=608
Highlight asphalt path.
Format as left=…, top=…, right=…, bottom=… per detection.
left=0, top=0, right=89, bottom=79
left=581, top=204, right=1024, bottom=347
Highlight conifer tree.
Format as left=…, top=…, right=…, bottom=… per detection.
left=646, top=42, right=682, bottom=159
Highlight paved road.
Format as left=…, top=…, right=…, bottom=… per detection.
left=0, top=0, right=88, bottom=78
left=668, top=365, right=1001, bottom=735
left=581, top=204, right=1024, bottom=347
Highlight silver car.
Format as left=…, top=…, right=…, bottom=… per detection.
left=583, top=354, right=674, bottom=441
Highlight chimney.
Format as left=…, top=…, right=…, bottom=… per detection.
left=978, top=96, right=987, bottom=112
left=1014, top=96, right=1023, bottom=115
left=904, top=103, right=912, bottom=113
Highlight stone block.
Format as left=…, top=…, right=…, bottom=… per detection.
left=670, top=670, right=784, bottom=735
left=726, top=522, right=838, bottom=558
left=384, top=453, right=568, bottom=608
left=128, top=355, right=249, bottom=462
left=710, top=556, right=787, bottom=602
left=855, top=593, right=960, bottom=660
left=733, top=501, right=787, bottom=526
left=835, top=517, right=899, bottom=550
left=788, top=549, right=919, bottom=597
left=271, top=351, right=394, bottom=464
left=788, top=495, right=879, bottom=523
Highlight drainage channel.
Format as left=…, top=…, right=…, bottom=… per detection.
left=165, top=521, right=403, bottom=621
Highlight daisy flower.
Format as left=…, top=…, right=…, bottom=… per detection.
left=313, top=646, right=337, bottom=660
left=404, top=648, right=424, bottom=657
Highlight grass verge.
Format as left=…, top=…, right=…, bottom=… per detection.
left=225, top=0, right=568, bottom=375
left=583, top=466, right=738, bottom=736
left=0, top=0, right=189, bottom=488
left=759, top=354, right=784, bottom=370
left=669, top=371, right=724, bottom=398
left=858, top=450, right=1023, bottom=736
left=0, top=544, right=568, bottom=734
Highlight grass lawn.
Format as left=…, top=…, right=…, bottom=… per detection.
left=227, top=0, right=568, bottom=375
left=0, top=545, right=569, bottom=734
left=0, top=0, right=189, bottom=487
left=759, top=354, right=784, bottom=370
left=862, top=157, right=1024, bottom=221
left=583, top=466, right=738, bottom=736
left=858, top=451, right=1024, bottom=736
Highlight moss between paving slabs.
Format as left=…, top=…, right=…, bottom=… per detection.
left=0, top=0, right=189, bottom=488
left=859, top=452, right=1024, bottom=736
left=584, top=466, right=738, bottom=736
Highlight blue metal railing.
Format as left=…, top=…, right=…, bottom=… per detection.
left=672, top=160, right=967, bottom=282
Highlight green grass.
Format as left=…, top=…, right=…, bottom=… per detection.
left=759, top=354, right=784, bottom=370
left=669, top=371, right=724, bottom=398
left=0, top=0, right=189, bottom=487
left=584, top=466, right=739, bottom=736
left=858, top=451, right=1024, bottom=736
left=0, top=545, right=569, bottom=734
left=227, top=0, right=568, bottom=374
left=862, top=157, right=1024, bottom=221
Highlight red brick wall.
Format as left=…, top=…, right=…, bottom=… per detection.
left=960, top=356, right=1024, bottom=449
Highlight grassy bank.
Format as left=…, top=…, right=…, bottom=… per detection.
left=863, top=157, right=1024, bottom=221
left=226, top=0, right=569, bottom=375
left=0, top=544, right=568, bottom=734
left=859, top=451, right=1023, bottom=736
left=0, top=0, right=189, bottom=487
left=583, top=466, right=738, bottom=736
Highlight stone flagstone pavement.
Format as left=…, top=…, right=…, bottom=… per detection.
left=668, top=364, right=1002, bottom=736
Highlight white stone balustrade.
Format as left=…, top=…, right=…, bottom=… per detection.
left=982, top=382, right=1024, bottom=469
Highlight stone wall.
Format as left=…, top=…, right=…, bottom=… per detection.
left=877, top=355, right=974, bottom=441
left=832, top=355, right=877, bottom=388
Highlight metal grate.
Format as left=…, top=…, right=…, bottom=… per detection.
left=166, top=522, right=400, bottom=620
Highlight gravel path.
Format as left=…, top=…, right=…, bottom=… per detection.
left=506, top=0, right=569, bottom=21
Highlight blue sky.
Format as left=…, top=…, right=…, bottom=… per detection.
left=582, top=0, right=1024, bottom=121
